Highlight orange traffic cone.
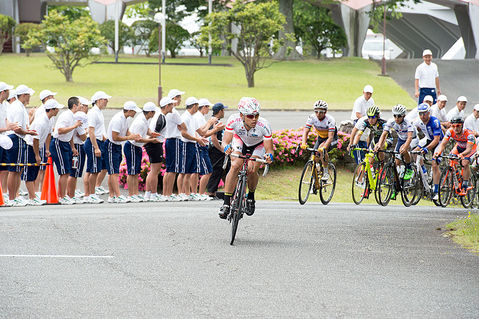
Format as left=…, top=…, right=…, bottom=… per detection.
left=41, top=157, right=59, bottom=204
left=0, top=181, right=4, bottom=206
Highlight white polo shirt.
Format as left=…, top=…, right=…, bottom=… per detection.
left=405, top=107, right=419, bottom=123
left=107, top=111, right=129, bottom=145
left=53, top=109, right=75, bottom=142
left=350, top=95, right=375, bottom=120
left=0, top=100, right=8, bottom=134
left=164, top=108, right=183, bottom=139
left=180, top=110, right=198, bottom=143
left=430, top=104, right=447, bottom=122
left=464, top=113, right=479, bottom=134
left=415, top=62, right=439, bottom=88
left=194, top=111, right=207, bottom=130
left=73, top=111, right=88, bottom=145
left=446, top=106, right=465, bottom=121
left=25, top=112, right=52, bottom=147
left=35, top=103, right=56, bottom=126
left=129, top=112, right=149, bottom=147
left=88, top=105, right=106, bottom=140
left=6, top=100, right=29, bottom=138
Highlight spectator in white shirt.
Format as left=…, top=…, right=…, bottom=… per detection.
left=24, top=99, right=62, bottom=205
left=6, top=85, right=37, bottom=205
left=406, top=95, right=434, bottom=123
left=430, top=94, right=448, bottom=123
left=351, top=85, right=374, bottom=121
left=415, top=49, right=440, bottom=104
left=0, top=82, right=20, bottom=193
left=446, top=96, right=467, bottom=122
left=464, top=104, right=479, bottom=137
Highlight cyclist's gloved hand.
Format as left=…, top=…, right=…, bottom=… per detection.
left=421, top=147, right=428, bottom=154
left=223, top=144, right=232, bottom=154
left=300, top=143, right=308, bottom=150
left=265, top=153, right=273, bottom=164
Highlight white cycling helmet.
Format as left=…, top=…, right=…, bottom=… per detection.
left=238, top=97, right=260, bottom=115
left=313, top=99, right=328, bottom=110
left=392, top=104, right=407, bottom=116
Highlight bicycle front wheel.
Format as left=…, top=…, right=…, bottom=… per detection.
left=460, top=173, right=476, bottom=208
left=319, top=163, right=336, bottom=205
left=438, top=168, right=454, bottom=207
left=377, top=164, right=394, bottom=206
left=298, top=161, right=315, bottom=205
left=401, top=167, right=420, bottom=207
left=352, top=163, right=368, bottom=205
left=230, top=177, right=246, bottom=245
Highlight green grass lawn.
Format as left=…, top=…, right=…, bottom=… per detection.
left=0, top=53, right=415, bottom=109
left=446, top=213, right=479, bottom=253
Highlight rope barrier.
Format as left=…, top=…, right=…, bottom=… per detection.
left=0, top=163, right=50, bottom=167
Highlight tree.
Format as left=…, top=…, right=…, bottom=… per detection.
left=200, top=1, right=286, bottom=87
left=14, top=23, right=41, bottom=56
left=131, top=19, right=158, bottom=56
left=0, top=14, right=16, bottom=55
left=99, top=20, right=134, bottom=56
left=47, top=5, right=90, bottom=21
left=275, top=0, right=301, bottom=60
left=149, top=21, right=190, bottom=58
left=293, top=2, right=346, bottom=59
left=25, top=11, right=106, bottom=82
left=191, top=31, right=205, bottom=57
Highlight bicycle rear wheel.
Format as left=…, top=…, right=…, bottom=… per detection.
left=438, top=168, right=454, bottom=207
left=319, top=163, right=336, bottom=205
left=298, top=161, right=315, bottom=205
left=352, top=163, right=368, bottom=205
left=401, top=167, right=420, bottom=207
left=377, top=164, right=394, bottom=206
left=460, top=173, right=476, bottom=208
left=230, top=176, right=246, bottom=245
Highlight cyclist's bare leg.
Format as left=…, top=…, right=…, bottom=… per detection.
left=432, top=160, right=440, bottom=184
left=224, top=153, right=244, bottom=194
left=246, top=159, right=262, bottom=192
left=462, top=159, right=471, bottom=182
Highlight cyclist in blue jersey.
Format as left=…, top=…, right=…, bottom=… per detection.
left=412, top=103, right=443, bottom=200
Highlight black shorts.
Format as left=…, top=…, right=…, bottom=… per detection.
left=144, top=142, right=163, bottom=164
left=314, top=133, right=338, bottom=152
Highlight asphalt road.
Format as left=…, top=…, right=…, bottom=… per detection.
left=1, top=202, right=477, bottom=318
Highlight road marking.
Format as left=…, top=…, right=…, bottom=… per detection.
left=0, top=254, right=114, bottom=259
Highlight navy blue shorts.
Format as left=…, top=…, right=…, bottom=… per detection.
left=105, top=139, right=122, bottom=175
left=7, top=134, right=26, bottom=173
left=50, top=138, right=72, bottom=175
left=197, top=145, right=212, bottom=175
left=418, top=88, right=437, bottom=105
left=70, top=143, right=86, bottom=178
left=22, top=145, right=40, bottom=182
left=85, top=138, right=104, bottom=173
left=124, top=141, right=142, bottom=175
left=181, top=142, right=198, bottom=174
left=352, top=141, right=368, bottom=165
left=165, top=138, right=183, bottom=173
left=39, top=144, right=47, bottom=171
left=0, top=145, right=9, bottom=171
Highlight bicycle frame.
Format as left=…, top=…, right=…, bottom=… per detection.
left=353, top=148, right=380, bottom=191
left=414, top=152, right=432, bottom=194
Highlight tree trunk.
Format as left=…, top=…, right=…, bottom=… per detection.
left=64, top=68, right=73, bottom=82
left=245, top=66, right=254, bottom=88
left=274, top=0, right=302, bottom=60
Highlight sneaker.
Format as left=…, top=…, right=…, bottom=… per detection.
left=35, top=191, right=42, bottom=199
left=201, top=194, right=212, bottom=201
left=95, top=186, right=107, bottom=195
left=107, top=196, right=117, bottom=203
left=245, top=199, right=255, bottom=216
left=116, top=195, right=129, bottom=204
left=19, top=188, right=28, bottom=196
left=156, top=194, right=169, bottom=202
left=403, top=168, right=414, bottom=180
left=27, top=198, right=45, bottom=206
left=75, top=190, right=85, bottom=197
left=136, top=194, right=145, bottom=202
left=88, top=194, right=104, bottom=204
left=219, top=204, right=230, bottom=219
left=167, top=194, right=181, bottom=202
left=322, top=172, right=330, bottom=181
left=188, top=193, right=200, bottom=201
left=10, top=198, right=27, bottom=207
left=59, top=196, right=74, bottom=205
left=73, top=196, right=85, bottom=204
left=432, top=193, right=439, bottom=201
left=178, top=193, right=189, bottom=201
left=390, top=191, right=397, bottom=200
left=128, top=196, right=141, bottom=203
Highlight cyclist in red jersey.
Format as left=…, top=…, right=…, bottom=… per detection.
left=434, top=116, right=476, bottom=193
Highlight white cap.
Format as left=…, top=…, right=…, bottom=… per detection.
left=185, top=97, right=199, bottom=106
left=423, top=95, right=433, bottom=102
left=457, top=96, right=468, bottom=102
left=7, top=89, right=16, bottom=100
left=44, top=99, right=65, bottom=110
left=123, top=101, right=142, bottom=112
left=15, top=84, right=35, bottom=96
left=0, top=82, right=14, bottom=92
left=198, top=98, right=213, bottom=107
left=74, top=111, right=88, bottom=125
left=423, top=49, right=433, bottom=56
left=143, top=102, right=157, bottom=112
left=363, top=85, right=373, bottom=93
left=437, top=94, right=447, bottom=102
left=167, top=89, right=185, bottom=99
left=474, top=104, right=479, bottom=111
left=91, top=91, right=111, bottom=103
left=160, top=96, right=176, bottom=107
left=39, top=89, right=57, bottom=101
left=78, top=96, right=90, bottom=105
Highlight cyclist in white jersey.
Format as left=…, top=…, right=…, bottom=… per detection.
left=300, top=100, right=337, bottom=181
left=375, top=104, right=418, bottom=182
left=219, top=97, right=273, bottom=219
